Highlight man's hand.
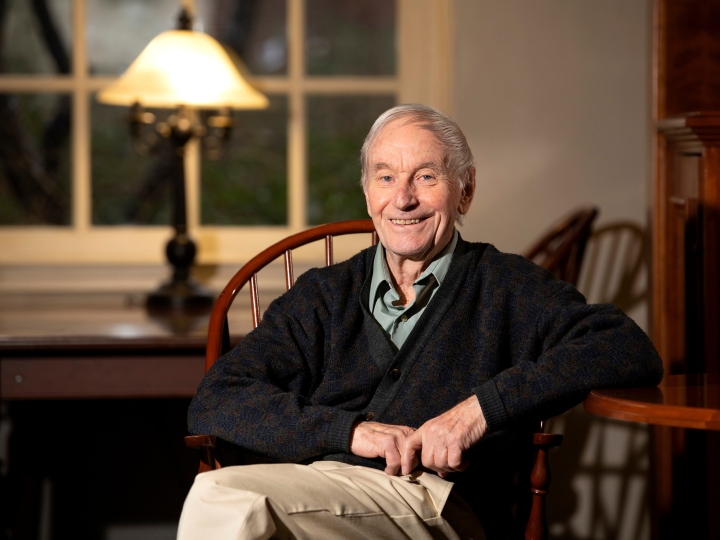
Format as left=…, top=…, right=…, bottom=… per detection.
left=400, top=396, right=487, bottom=477
left=350, top=421, right=416, bottom=476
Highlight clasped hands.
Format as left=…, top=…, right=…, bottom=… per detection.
left=349, top=396, right=487, bottom=478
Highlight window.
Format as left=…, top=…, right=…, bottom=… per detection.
left=0, top=0, right=453, bottom=266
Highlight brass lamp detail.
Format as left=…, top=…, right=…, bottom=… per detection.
left=97, top=9, right=268, bottom=311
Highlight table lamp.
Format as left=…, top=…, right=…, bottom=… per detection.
left=97, top=9, right=268, bottom=311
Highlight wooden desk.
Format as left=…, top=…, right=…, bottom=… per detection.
left=0, top=293, right=209, bottom=399
left=583, top=373, right=720, bottom=430
left=0, top=291, right=259, bottom=539
left=0, top=292, right=256, bottom=399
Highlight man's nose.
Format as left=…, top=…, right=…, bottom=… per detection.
left=393, top=180, right=418, bottom=210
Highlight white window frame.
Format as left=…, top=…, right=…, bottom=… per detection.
left=0, top=0, right=454, bottom=266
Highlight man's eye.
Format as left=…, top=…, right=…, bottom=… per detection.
left=380, top=175, right=392, bottom=182
left=420, top=174, right=434, bottom=180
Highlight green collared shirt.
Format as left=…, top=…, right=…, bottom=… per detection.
left=369, top=229, right=458, bottom=351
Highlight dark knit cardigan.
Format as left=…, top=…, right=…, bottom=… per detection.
left=189, top=237, right=662, bottom=514
left=190, top=236, right=661, bottom=457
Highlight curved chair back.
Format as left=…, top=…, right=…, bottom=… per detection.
left=577, top=221, right=646, bottom=311
left=205, top=220, right=377, bottom=371
left=206, top=209, right=599, bottom=372
left=523, top=206, right=599, bottom=286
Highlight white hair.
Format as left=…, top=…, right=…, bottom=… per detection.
left=360, top=104, right=475, bottom=192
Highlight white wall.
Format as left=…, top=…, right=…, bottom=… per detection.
left=453, top=3, right=653, bottom=539
left=455, top=0, right=651, bottom=255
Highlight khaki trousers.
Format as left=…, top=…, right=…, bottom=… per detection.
left=177, top=461, right=485, bottom=540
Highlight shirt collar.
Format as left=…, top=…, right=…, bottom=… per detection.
left=369, top=229, right=458, bottom=300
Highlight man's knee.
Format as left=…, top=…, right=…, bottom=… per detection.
left=180, top=466, right=294, bottom=540
left=190, top=463, right=304, bottom=498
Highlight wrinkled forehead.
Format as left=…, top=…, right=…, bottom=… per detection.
left=369, top=118, right=446, bottom=159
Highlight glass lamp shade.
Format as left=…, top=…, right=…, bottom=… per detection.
left=97, top=30, right=269, bottom=110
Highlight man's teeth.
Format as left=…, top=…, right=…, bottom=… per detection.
left=391, top=219, right=421, bottom=225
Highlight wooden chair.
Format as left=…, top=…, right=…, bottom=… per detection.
left=523, top=206, right=599, bottom=287
left=185, top=218, right=581, bottom=540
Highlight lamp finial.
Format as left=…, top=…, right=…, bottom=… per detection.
left=177, top=8, right=192, bottom=31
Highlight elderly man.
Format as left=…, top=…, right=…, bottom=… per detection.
left=178, top=104, right=662, bottom=540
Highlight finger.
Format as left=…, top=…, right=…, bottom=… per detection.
left=385, top=452, right=404, bottom=476
left=447, top=445, right=464, bottom=471
left=421, top=441, right=436, bottom=473
left=384, top=442, right=402, bottom=476
left=437, top=446, right=449, bottom=473
left=400, top=430, right=422, bottom=475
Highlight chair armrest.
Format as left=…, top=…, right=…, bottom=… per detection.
left=532, top=433, right=563, bottom=447
left=184, top=435, right=220, bottom=472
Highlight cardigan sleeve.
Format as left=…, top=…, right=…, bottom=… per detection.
left=188, top=269, right=363, bottom=463
left=475, top=281, right=663, bottom=433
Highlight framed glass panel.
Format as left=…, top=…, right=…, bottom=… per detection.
left=0, top=93, right=72, bottom=225
left=0, top=0, right=72, bottom=74
left=307, top=95, right=394, bottom=225
left=201, top=95, right=288, bottom=225
left=305, top=0, right=395, bottom=76
left=91, top=98, right=172, bottom=225
left=200, top=0, right=287, bottom=76
left=86, top=0, right=178, bottom=75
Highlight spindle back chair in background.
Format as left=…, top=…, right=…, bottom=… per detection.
left=523, top=206, right=599, bottom=287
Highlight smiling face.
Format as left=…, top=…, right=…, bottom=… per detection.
left=364, top=119, right=475, bottom=269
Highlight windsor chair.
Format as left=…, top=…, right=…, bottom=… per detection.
left=185, top=214, right=607, bottom=540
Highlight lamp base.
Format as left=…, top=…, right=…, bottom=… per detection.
left=146, top=278, right=214, bottom=312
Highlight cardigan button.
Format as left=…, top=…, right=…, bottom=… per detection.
left=389, top=368, right=401, bottom=381
left=364, top=412, right=375, bottom=421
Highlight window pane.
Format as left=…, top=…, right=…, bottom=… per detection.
left=200, top=0, right=287, bottom=76
left=306, top=0, right=395, bottom=76
left=201, top=96, right=287, bottom=225
left=0, top=93, right=71, bottom=225
left=87, top=0, right=178, bottom=75
left=91, top=98, right=172, bottom=225
left=0, top=0, right=72, bottom=74
left=307, top=95, right=394, bottom=225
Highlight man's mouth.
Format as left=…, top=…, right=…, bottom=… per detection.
left=390, top=218, right=423, bottom=225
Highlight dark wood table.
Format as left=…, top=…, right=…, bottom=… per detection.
left=0, top=292, right=255, bottom=399
left=583, top=373, right=720, bottom=430
left=584, top=374, right=720, bottom=540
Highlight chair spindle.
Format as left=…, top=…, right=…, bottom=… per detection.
left=284, top=249, right=294, bottom=290
left=325, top=235, right=333, bottom=266
left=525, top=433, right=562, bottom=540
left=372, top=231, right=379, bottom=246
left=250, top=274, right=261, bottom=329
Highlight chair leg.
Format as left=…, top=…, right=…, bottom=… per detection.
left=185, top=435, right=221, bottom=472
left=525, top=433, right=563, bottom=540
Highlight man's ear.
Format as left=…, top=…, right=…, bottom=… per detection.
left=458, top=168, right=476, bottom=215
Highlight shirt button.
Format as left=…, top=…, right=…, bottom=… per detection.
left=364, top=412, right=375, bottom=421
left=389, top=368, right=401, bottom=381
left=400, top=315, right=408, bottom=323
